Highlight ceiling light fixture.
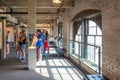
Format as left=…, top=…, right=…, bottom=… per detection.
left=52, top=0, right=61, bottom=4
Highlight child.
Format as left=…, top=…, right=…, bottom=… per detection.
left=44, top=39, right=49, bottom=53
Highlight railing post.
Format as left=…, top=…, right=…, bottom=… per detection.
left=98, top=47, right=101, bottom=74
left=78, top=42, right=81, bottom=65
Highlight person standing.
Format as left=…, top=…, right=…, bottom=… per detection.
left=45, top=31, right=49, bottom=40
left=6, top=31, right=11, bottom=54
left=19, top=30, right=27, bottom=62
left=42, top=30, right=46, bottom=57
left=36, top=29, right=43, bottom=63
left=16, top=32, right=22, bottom=58
left=44, top=38, right=49, bottom=53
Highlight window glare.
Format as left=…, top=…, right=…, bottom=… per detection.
left=97, top=26, right=102, bottom=35
left=89, top=20, right=96, bottom=26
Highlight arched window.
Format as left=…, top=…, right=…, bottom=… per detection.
left=69, top=14, right=102, bottom=73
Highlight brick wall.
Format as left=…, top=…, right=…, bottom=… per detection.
left=61, top=0, right=120, bottom=79
left=102, top=1, right=120, bottom=79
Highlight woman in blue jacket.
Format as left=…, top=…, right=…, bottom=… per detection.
left=36, top=29, right=43, bottom=63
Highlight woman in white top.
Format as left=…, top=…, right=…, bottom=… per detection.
left=6, top=31, right=10, bottom=54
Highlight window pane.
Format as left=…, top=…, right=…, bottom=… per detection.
left=69, top=41, right=74, bottom=54
left=89, top=20, right=96, bottom=26
left=69, top=41, right=79, bottom=58
left=87, top=45, right=95, bottom=62
left=89, top=27, right=96, bottom=35
left=74, top=42, right=79, bottom=55
left=87, top=36, right=94, bottom=44
left=97, top=26, right=102, bottom=35
left=75, top=35, right=79, bottom=41
left=95, top=47, right=99, bottom=65
left=77, top=25, right=81, bottom=34
left=79, top=43, right=82, bottom=57
left=96, top=36, right=102, bottom=46
left=75, top=35, right=81, bottom=42
left=89, top=20, right=96, bottom=35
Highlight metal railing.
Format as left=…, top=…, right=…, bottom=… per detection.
left=69, top=40, right=101, bottom=74
left=55, top=37, right=63, bottom=48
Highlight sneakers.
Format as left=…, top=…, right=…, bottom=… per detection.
left=20, top=58, right=25, bottom=62
left=42, top=55, right=46, bottom=57
left=36, top=60, right=42, bottom=65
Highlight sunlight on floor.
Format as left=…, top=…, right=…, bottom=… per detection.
left=35, top=58, right=84, bottom=80
left=49, top=48, right=57, bottom=53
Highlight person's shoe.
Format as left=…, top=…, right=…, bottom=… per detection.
left=20, top=58, right=25, bottom=62
left=48, top=51, right=50, bottom=53
left=39, top=60, right=43, bottom=65
left=36, top=61, right=40, bottom=65
left=36, top=60, right=42, bottom=65
left=43, top=55, right=46, bottom=57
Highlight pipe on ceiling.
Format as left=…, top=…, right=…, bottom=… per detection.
left=0, top=12, right=61, bottom=14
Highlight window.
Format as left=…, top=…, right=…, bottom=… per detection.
left=69, top=21, right=82, bottom=58
left=69, top=15, right=102, bottom=73
left=56, top=22, right=63, bottom=48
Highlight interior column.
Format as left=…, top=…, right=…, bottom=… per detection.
left=27, top=0, right=36, bottom=70
left=1, top=18, right=6, bottom=59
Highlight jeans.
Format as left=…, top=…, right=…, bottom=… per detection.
left=41, top=43, right=46, bottom=56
